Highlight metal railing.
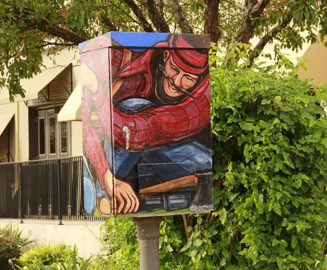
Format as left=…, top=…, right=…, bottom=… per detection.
left=0, top=156, right=103, bottom=222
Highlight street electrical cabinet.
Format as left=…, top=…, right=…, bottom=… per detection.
left=80, top=32, right=213, bottom=216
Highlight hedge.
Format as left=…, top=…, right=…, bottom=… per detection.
left=101, top=48, right=327, bottom=270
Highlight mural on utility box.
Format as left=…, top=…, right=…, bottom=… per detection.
left=80, top=32, right=213, bottom=215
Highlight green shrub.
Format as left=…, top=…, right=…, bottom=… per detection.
left=0, top=224, right=32, bottom=270
left=159, top=50, right=327, bottom=269
left=100, top=47, right=327, bottom=269
left=19, top=244, right=78, bottom=267
left=16, top=243, right=95, bottom=270
left=208, top=51, right=327, bottom=270
left=98, top=217, right=139, bottom=270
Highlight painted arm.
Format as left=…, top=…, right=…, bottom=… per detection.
left=81, top=62, right=139, bottom=213
left=105, top=77, right=210, bottom=150
left=82, top=89, right=109, bottom=188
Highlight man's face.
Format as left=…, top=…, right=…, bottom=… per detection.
left=162, top=51, right=199, bottom=97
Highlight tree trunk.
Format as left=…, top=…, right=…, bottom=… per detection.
left=123, top=0, right=154, bottom=32
left=167, top=0, right=193, bottom=33
left=146, top=0, right=170, bottom=32
left=204, top=0, right=221, bottom=43
left=234, top=0, right=271, bottom=43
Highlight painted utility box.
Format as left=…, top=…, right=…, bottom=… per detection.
left=80, top=32, right=213, bottom=216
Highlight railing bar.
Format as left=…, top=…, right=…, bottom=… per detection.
left=57, top=159, right=63, bottom=225
left=19, top=163, right=23, bottom=223
left=0, top=156, right=83, bottom=166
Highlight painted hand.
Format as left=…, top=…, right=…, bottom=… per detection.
left=104, top=169, right=139, bottom=214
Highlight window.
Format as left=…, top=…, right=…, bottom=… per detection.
left=49, top=116, right=56, bottom=155
left=38, top=118, right=45, bottom=155
left=37, top=109, right=70, bottom=159
left=60, top=122, right=68, bottom=154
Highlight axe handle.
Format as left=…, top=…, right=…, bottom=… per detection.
left=139, top=175, right=197, bottom=196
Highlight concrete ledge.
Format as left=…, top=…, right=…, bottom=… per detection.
left=0, top=218, right=104, bottom=257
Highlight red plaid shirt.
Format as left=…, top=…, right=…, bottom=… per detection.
left=82, top=46, right=210, bottom=186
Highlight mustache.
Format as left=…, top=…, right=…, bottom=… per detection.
left=159, top=64, right=196, bottom=99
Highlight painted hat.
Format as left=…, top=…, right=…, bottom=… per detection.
left=168, top=35, right=208, bottom=75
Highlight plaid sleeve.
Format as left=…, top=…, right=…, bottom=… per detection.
left=113, top=77, right=210, bottom=150
left=82, top=89, right=109, bottom=188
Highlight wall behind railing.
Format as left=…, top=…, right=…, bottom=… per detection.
left=0, top=156, right=105, bottom=222
left=0, top=218, right=103, bottom=257
left=0, top=156, right=105, bottom=257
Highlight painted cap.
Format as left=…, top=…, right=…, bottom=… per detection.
left=168, top=35, right=208, bottom=75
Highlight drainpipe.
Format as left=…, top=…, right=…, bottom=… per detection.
left=15, top=102, right=19, bottom=162
left=7, top=127, right=9, bottom=162
left=14, top=102, right=20, bottom=200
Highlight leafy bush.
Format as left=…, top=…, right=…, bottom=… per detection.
left=100, top=47, right=327, bottom=269
left=160, top=50, right=327, bottom=269
left=208, top=50, right=327, bottom=269
left=18, top=244, right=78, bottom=268
left=0, top=224, right=32, bottom=270
left=98, top=217, right=139, bottom=270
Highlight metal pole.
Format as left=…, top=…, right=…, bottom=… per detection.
left=57, top=159, right=63, bottom=225
left=133, top=217, right=163, bottom=270
left=19, top=162, right=23, bottom=223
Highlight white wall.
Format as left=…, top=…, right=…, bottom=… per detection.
left=0, top=219, right=103, bottom=258
left=70, top=63, right=83, bottom=156
left=72, top=64, right=81, bottom=88
left=43, top=47, right=80, bottom=69
left=0, top=103, right=16, bottom=162
left=298, top=39, right=327, bottom=86
left=251, top=37, right=311, bottom=66
left=71, top=121, right=83, bottom=157
left=18, top=102, right=29, bottom=161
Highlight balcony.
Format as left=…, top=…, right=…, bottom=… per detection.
left=0, top=156, right=101, bottom=222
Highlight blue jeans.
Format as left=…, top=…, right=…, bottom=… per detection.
left=103, top=139, right=212, bottom=190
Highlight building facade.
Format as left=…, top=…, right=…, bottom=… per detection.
left=0, top=47, right=83, bottom=220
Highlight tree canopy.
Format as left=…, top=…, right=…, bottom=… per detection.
left=0, top=0, right=326, bottom=99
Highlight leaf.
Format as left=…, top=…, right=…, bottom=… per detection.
left=218, top=208, right=227, bottom=224
left=193, top=239, right=203, bottom=247
left=273, top=202, right=282, bottom=216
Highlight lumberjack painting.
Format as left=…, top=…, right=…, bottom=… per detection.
left=79, top=32, right=213, bottom=215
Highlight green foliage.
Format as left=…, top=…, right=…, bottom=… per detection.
left=7, top=45, right=326, bottom=269
left=17, top=244, right=107, bottom=270
left=0, top=1, right=327, bottom=100
left=159, top=215, right=223, bottom=270
left=98, top=46, right=327, bottom=269
left=0, top=224, right=32, bottom=270
left=12, top=44, right=325, bottom=270
left=209, top=46, right=327, bottom=269
left=18, top=244, right=79, bottom=268
left=95, top=217, right=139, bottom=270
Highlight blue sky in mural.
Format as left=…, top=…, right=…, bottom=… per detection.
left=109, top=32, right=169, bottom=52
left=79, top=32, right=169, bottom=52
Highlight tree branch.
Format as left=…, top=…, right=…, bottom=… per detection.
left=13, top=7, right=86, bottom=44
left=40, top=22, right=86, bottom=44
left=109, top=1, right=145, bottom=26
left=167, top=0, right=193, bottom=33
left=146, top=0, right=170, bottom=32
left=158, top=0, right=165, bottom=18
left=234, top=0, right=271, bottom=43
left=123, top=0, right=154, bottom=32
left=100, top=14, right=118, bottom=32
left=249, top=15, right=292, bottom=63
left=35, top=41, right=76, bottom=48
left=182, top=214, right=190, bottom=239
left=204, top=0, right=221, bottom=42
